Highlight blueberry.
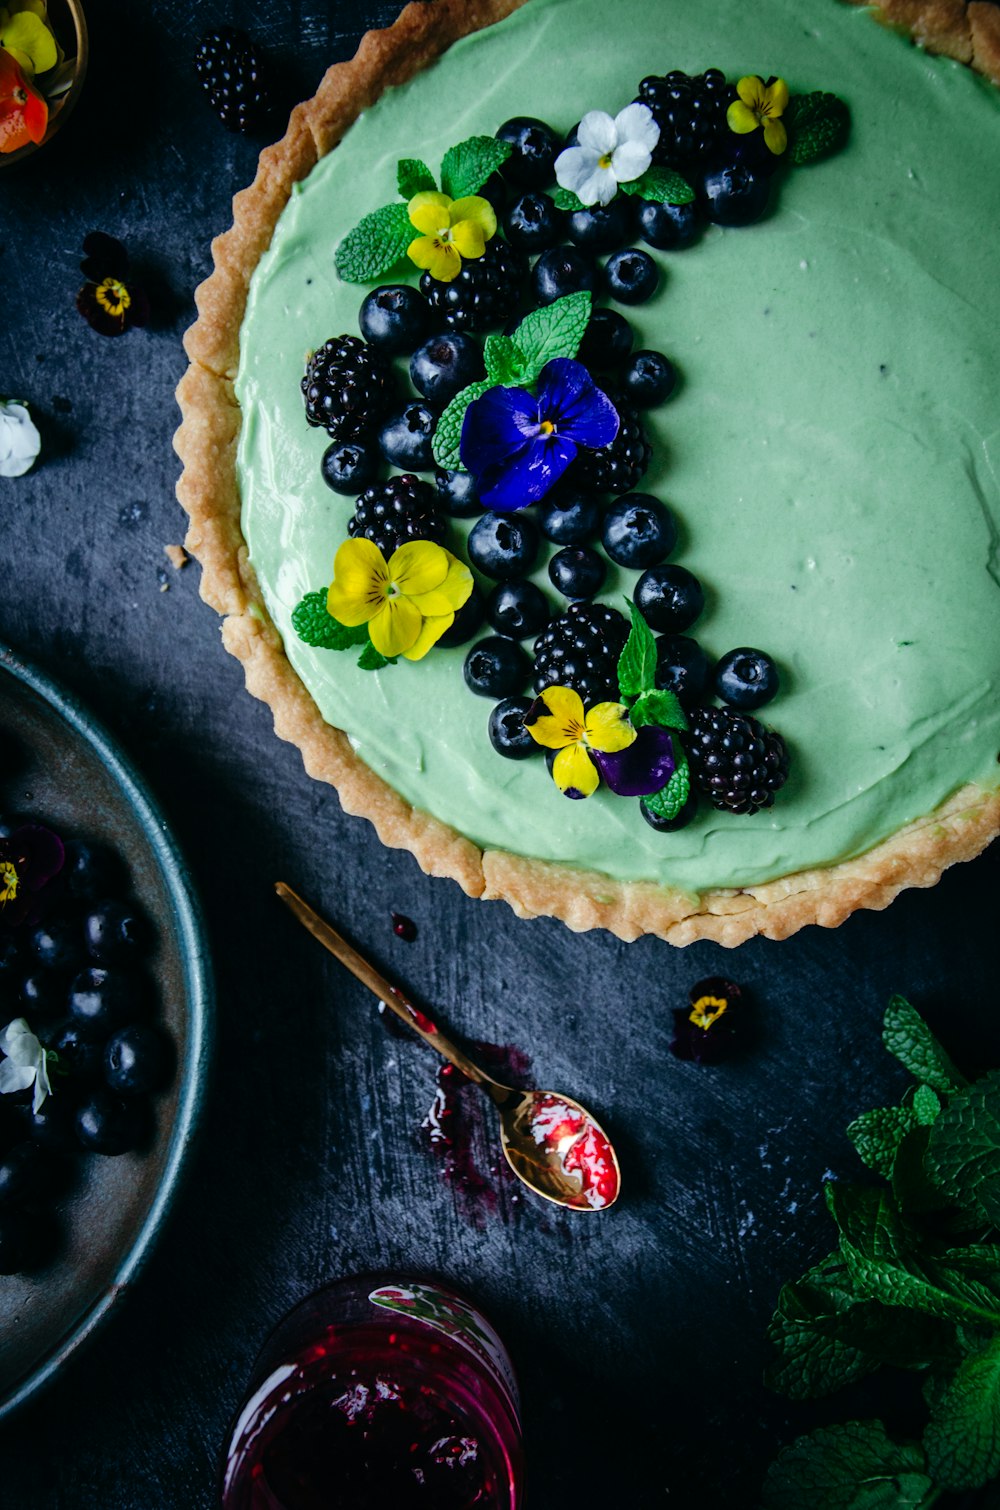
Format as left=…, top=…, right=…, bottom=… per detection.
left=532, top=247, right=597, bottom=307
left=548, top=546, right=606, bottom=600
left=486, top=581, right=550, bottom=639
left=577, top=309, right=633, bottom=370
left=75, top=1091, right=150, bottom=1156
left=29, top=915, right=85, bottom=973
left=358, top=284, right=427, bottom=352
left=700, top=160, right=771, bottom=227
left=467, top=512, right=539, bottom=580
left=477, top=171, right=508, bottom=218
left=19, top=970, right=66, bottom=1020
left=637, top=198, right=700, bottom=251
left=488, top=697, right=539, bottom=759
left=566, top=198, right=634, bottom=254
left=435, top=468, right=480, bottom=518
left=0, top=1207, right=59, bottom=1274
left=321, top=441, right=379, bottom=496
left=602, top=494, right=677, bottom=569
left=378, top=402, right=437, bottom=471
left=634, top=565, right=705, bottom=633
left=640, top=792, right=699, bottom=831
left=63, top=839, right=124, bottom=901
left=504, top=191, right=562, bottom=252
left=714, top=647, right=780, bottom=710
left=537, top=491, right=602, bottom=546
left=49, top=1019, right=106, bottom=1084
left=654, top=635, right=711, bottom=705
left=0, top=1141, right=67, bottom=1205
left=463, top=637, right=531, bottom=699
left=435, top=588, right=485, bottom=649
left=19, top=1096, right=77, bottom=1150
left=622, top=350, right=676, bottom=407
left=84, top=900, right=148, bottom=964
left=604, top=248, right=659, bottom=305
left=410, top=332, right=485, bottom=408
left=496, top=116, right=560, bottom=187
left=68, top=967, right=143, bottom=1040
left=105, top=1025, right=173, bottom=1097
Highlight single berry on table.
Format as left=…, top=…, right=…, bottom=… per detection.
left=714, top=647, right=780, bottom=710
left=467, top=512, right=540, bottom=581
left=578, top=309, right=633, bottom=371
left=463, top=637, right=531, bottom=700
left=537, top=491, right=602, bottom=546
left=321, top=441, right=378, bottom=496
left=636, top=68, right=735, bottom=172
left=686, top=706, right=790, bottom=814
left=634, top=564, right=705, bottom=633
left=602, top=493, right=677, bottom=568
left=622, top=350, right=676, bottom=407
left=496, top=117, right=560, bottom=187
left=378, top=402, right=437, bottom=471
left=655, top=634, right=711, bottom=705
left=699, top=160, right=772, bottom=227
left=302, top=335, right=395, bottom=443
left=486, top=581, right=551, bottom=639
left=84, top=900, right=148, bottom=964
left=435, top=468, right=480, bottom=518
left=29, top=915, right=84, bottom=973
left=410, top=332, right=485, bottom=408
left=193, top=26, right=272, bottom=133
left=548, top=546, right=606, bottom=600
left=75, top=1091, right=150, bottom=1157
left=604, top=248, right=659, bottom=305
left=503, top=192, right=562, bottom=252
left=419, top=240, right=526, bottom=333
left=349, top=476, right=446, bottom=557
left=641, top=791, right=699, bottom=831
left=105, top=1025, right=172, bottom=1097
left=566, top=199, right=634, bottom=254
left=488, top=697, right=539, bottom=760
left=532, top=246, right=597, bottom=307
left=63, top=839, right=124, bottom=900
left=570, top=399, right=651, bottom=494
left=637, top=198, right=700, bottom=251
left=533, top=602, right=630, bottom=705
left=68, top=966, right=143, bottom=1040
left=358, top=284, right=428, bottom=353
left=436, top=588, right=485, bottom=649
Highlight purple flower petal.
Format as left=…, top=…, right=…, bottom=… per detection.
left=460, top=385, right=540, bottom=477
left=480, top=433, right=578, bottom=511
left=537, top=359, right=620, bottom=450
left=592, top=725, right=676, bottom=797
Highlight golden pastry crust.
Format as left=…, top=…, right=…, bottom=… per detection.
left=174, top=0, right=1000, bottom=946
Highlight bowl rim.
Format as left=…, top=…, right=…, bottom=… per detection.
left=0, top=640, right=215, bottom=1421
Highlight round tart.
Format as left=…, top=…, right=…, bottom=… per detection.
left=175, top=0, right=1000, bottom=945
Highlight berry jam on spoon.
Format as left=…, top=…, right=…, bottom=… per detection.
left=275, top=882, right=621, bottom=1212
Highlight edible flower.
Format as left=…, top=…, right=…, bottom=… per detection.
left=0, top=398, right=41, bottom=476
left=0, top=3, right=58, bottom=76
left=406, top=191, right=497, bottom=283
left=460, top=358, right=619, bottom=512
left=554, top=103, right=659, bottom=207
left=76, top=231, right=151, bottom=338
left=727, top=75, right=789, bottom=155
left=670, top=976, right=745, bottom=1064
left=0, top=823, right=64, bottom=927
left=0, top=1018, right=53, bottom=1112
left=524, top=685, right=636, bottom=799
left=327, top=537, right=473, bottom=661
left=0, top=45, right=45, bottom=152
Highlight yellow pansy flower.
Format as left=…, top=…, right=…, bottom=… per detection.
left=524, top=685, right=635, bottom=799
left=406, top=191, right=497, bottom=283
left=727, top=75, right=789, bottom=155
left=327, top=537, right=473, bottom=661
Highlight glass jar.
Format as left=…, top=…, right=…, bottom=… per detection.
left=221, top=1274, right=525, bottom=1509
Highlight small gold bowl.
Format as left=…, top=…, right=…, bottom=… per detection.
left=0, top=0, right=88, bottom=168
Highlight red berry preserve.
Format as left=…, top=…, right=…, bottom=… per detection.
left=221, top=1275, right=524, bottom=1508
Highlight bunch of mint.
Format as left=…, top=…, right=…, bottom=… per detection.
left=763, top=995, right=1000, bottom=1509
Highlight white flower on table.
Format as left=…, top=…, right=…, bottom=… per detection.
left=0, top=399, right=41, bottom=478
left=554, top=103, right=660, bottom=207
left=0, top=1018, right=52, bottom=1112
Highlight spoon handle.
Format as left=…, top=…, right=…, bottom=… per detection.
left=274, top=882, right=499, bottom=1092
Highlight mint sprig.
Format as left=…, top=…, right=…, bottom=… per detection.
left=616, top=601, right=658, bottom=701
left=397, top=158, right=437, bottom=198
left=785, top=92, right=850, bottom=166
left=620, top=165, right=695, bottom=205
left=292, top=590, right=368, bottom=651
left=440, top=135, right=512, bottom=199
left=335, top=202, right=413, bottom=283
left=511, top=291, right=591, bottom=380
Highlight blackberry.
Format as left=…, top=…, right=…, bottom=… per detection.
left=685, top=706, right=790, bottom=815
left=348, top=476, right=446, bottom=557
left=636, top=68, right=735, bottom=173
left=533, top=603, right=630, bottom=706
left=302, top=336, right=395, bottom=443
left=419, top=241, right=527, bottom=333
left=569, top=398, right=651, bottom=495
left=193, top=27, right=272, bottom=133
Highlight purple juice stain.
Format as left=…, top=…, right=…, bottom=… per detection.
left=420, top=1043, right=531, bottom=1226
left=391, top=911, right=417, bottom=941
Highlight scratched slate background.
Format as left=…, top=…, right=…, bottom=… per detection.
left=1, top=1, right=998, bottom=1505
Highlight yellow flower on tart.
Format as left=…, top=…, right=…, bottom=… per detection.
left=327, top=538, right=473, bottom=661
left=406, top=191, right=497, bottom=282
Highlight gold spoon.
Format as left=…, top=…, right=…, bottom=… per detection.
left=275, top=882, right=621, bottom=1213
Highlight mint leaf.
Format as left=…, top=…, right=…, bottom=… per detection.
left=511, top=292, right=592, bottom=380
left=357, top=642, right=396, bottom=672
left=552, top=186, right=585, bottom=212
left=847, top=1106, right=918, bottom=1179
left=787, top=92, right=851, bottom=166
left=761, top=1422, right=933, bottom=1510
left=440, top=135, right=512, bottom=199
left=629, top=688, right=687, bottom=732
left=617, top=601, right=658, bottom=700
left=882, top=996, right=966, bottom=1096
left=892, top=1126, right=950, bottom=1218
left=925, top=1070, right=1000, bottom=1228
left=766, top=1253, right=881, bottom=1400
left=641, top=750, right=689, bottom=823
left=924, top=1334, right=1000, bottom=1490
left=483, top=334, right=528, bottom=386
left=291, top=591, right=368, bottom=651
left=335, top=202, right=413, bottom=283
left=397, top=158, right=436, bottom=198
left=913, top=1085, right=941, bottom=1126
left=620, top=165, right=695, bottom=205
left=431, top=378, right=493, bottom=470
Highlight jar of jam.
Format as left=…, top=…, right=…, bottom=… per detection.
left=221, top=1274, right=525, bottom=1508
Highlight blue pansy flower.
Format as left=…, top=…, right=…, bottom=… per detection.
left=460, top=357, right=619, bottom=512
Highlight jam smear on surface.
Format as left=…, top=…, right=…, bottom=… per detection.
left=420, top=1044, right=531, bottom=1223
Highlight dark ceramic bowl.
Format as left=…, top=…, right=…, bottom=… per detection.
left=0, top=643, right=212, bottom=1418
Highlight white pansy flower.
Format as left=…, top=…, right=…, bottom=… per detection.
left=0, top=400, right=42, bottom=478
left=554, top=103, right=660, bottom=207
left=0, top=1018, right=52, bottom=1112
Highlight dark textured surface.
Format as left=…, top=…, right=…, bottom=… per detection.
left=0, top=2, right=997, bottom=1505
